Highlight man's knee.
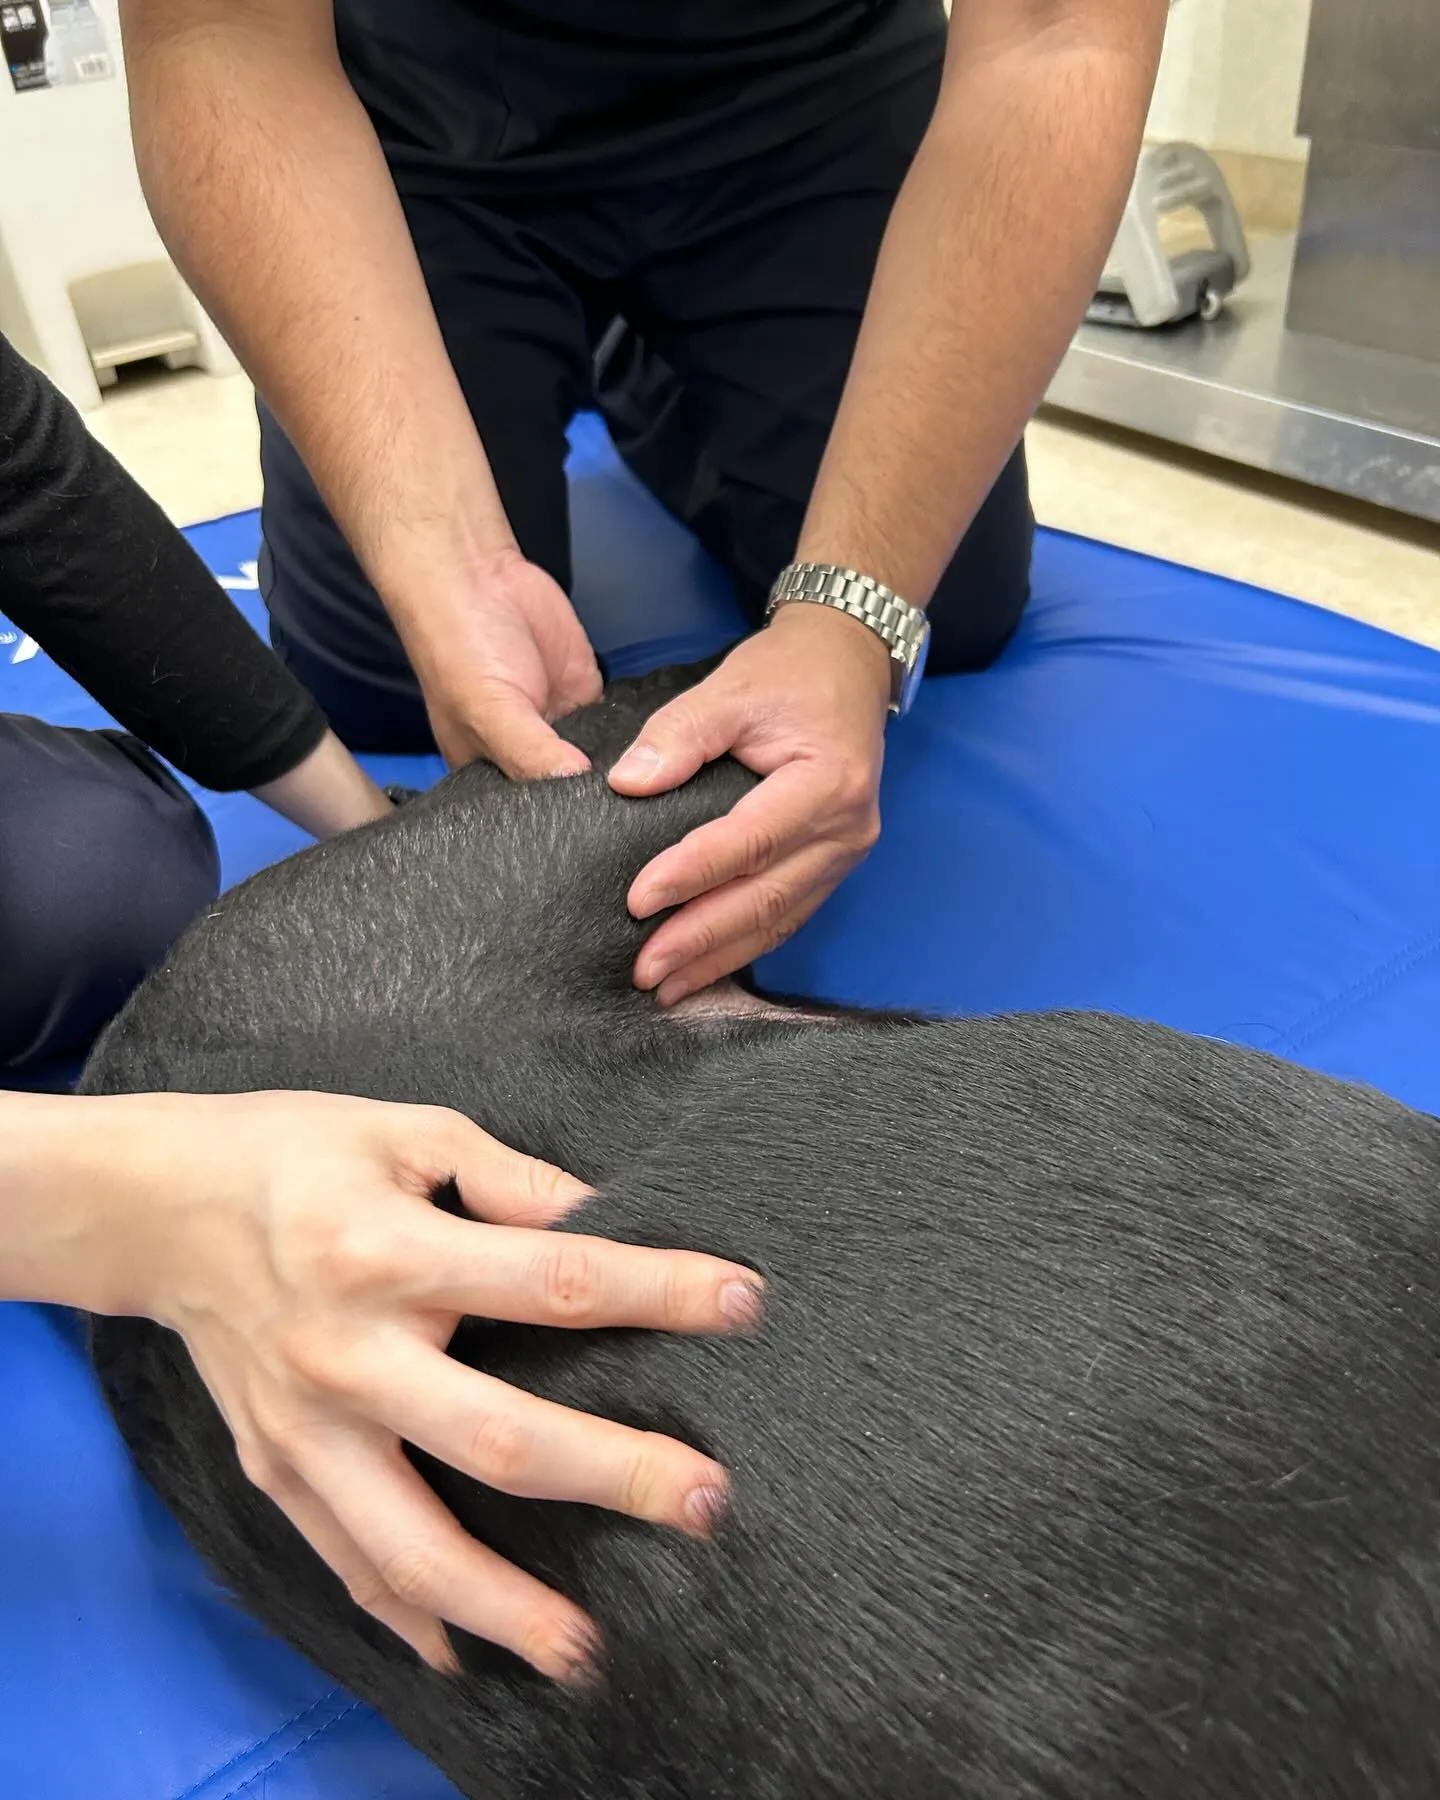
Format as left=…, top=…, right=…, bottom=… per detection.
left=924, top=442, right=1035, bottom=678
left=0, top=722, right=220, bottom=1073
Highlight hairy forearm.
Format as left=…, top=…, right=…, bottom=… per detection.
left=119, top=1, right=513, bottom=645
left=797, top=12, right=1166, bottom=606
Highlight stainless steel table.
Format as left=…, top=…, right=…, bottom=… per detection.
left=1046, top=233, right=1440, bottom=525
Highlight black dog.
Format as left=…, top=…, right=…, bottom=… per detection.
left=84, top=663, right=1440, bottom=1798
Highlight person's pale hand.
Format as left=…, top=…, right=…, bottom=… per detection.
left=406, top=552, right=603, bottom=776
left=112, top=1090, right=763, bottom=1681
left=608, top=603, right=892, bottom=1004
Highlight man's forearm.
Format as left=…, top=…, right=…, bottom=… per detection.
left=796, top=2, right=1168, bottom=607
left=119, top=0, right=513, bottom=652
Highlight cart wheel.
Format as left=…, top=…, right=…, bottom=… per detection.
left=1200, top=286, right=1225, bottom=322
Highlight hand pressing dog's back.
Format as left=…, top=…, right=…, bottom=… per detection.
left=84, top=668, right=1440, bottom=1798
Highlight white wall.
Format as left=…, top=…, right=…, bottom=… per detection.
left=1146, top=0, right=1314, bottom=161
left=0, top=0, right=230, bottom=406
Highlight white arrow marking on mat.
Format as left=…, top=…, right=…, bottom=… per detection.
left=10, top=635, right=37, bottom=664
left=217, top=560, right=260, bottom=591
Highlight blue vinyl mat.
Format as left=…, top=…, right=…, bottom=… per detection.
left=4, top=415, right=1440, bottom=1797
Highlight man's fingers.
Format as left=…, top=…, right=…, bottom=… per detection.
left=287, top=1431, right=601, bottom=1683
left=607, top=678, right=743, bottom=796
left=483, top=703, right=592, bottom=780
left=457, top=682, right=592, bottom=780
left=259, top=1465, right=457, bottom=1672
left=405, top=1210, right=764, bottom=1335
left=627, top=761, right=833, bottom=920
left=638, top=842, right=845, bottom=1000
left=653, top=890, right=828, bottom=1005
left=362, top=1342, right=733, bottom=1535
left=556, top=652, right=604, bottom=715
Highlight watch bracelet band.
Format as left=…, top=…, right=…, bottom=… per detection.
left=765, top=563, right=929, bottom=679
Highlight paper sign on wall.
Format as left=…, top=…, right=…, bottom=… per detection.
left=1, top=0, right=115, bottom=94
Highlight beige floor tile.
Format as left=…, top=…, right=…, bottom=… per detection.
left=1027, top=410, right=1440, bottom=647
left=84, top=362, right=261, bottom=528
left=83, top=360, right=1439, bottom=651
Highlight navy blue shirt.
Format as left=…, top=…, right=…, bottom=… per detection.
left=335, top=0, right=945, bottom=193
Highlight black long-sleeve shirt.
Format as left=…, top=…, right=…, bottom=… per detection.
left=0, top=332, right=326, bottom=791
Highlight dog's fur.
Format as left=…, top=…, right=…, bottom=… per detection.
left=84, top=663, right=1440, bottom=1797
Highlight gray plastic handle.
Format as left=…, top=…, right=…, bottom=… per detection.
left=1107, top=143, right=1252, bottom=327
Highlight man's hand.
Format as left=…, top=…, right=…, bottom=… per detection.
left=121, top=0, right=603, bottom=787
left=406, top=553, right=603, bottom=776
left=609, top=604, right=893, bottom=1005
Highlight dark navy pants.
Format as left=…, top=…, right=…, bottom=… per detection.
left=259, top=54, right=1034, bottom=754
left=0, top=717, right=219, bottom=1084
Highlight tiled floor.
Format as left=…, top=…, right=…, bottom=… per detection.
left=1027, top=411, right=1440, bottom=648
left=85, top=363, right=262, bottom=529
left=85, top=361, right=1440, bottom=648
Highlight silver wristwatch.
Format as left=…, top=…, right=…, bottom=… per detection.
left=765, top=562, right=931, bottom=717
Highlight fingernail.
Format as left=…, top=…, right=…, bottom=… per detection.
left=644, top=953, right=678, bottom=990
left=684, top=1481, right=731, bottom=1537
left=631, top=884, right=675, bottom=920
left=611, top=743, right=661, bottom=783
left=720, top=1280, right=765, bottom=1332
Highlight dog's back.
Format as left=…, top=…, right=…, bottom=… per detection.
left=85, top=672, right=1440, bottom=1797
